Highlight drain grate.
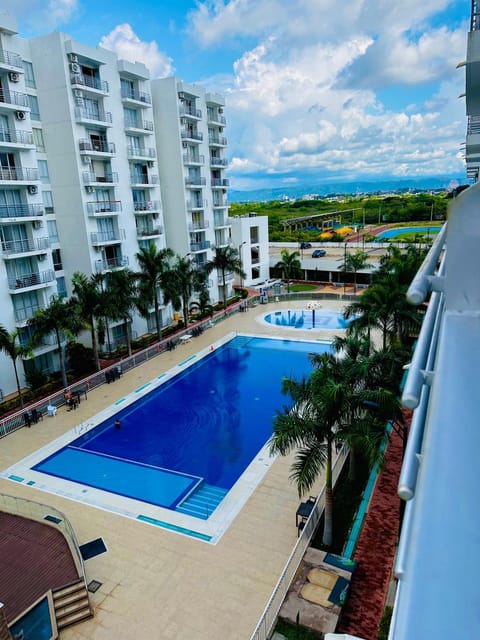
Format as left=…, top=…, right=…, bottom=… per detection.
left=87, top=579, right=102, bottom=593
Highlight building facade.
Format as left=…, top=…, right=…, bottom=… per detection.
left=0, top=15, right=231, bottom=398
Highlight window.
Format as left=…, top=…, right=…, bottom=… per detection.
left=121, top=78, right=135, bottom=99
left=37, top=160, right=49, bottom=184
left=32, top=128, right=45, bottom=153
left=23, top=61, right=36, bottom=88
left=28, top=95, right=40, bottom=121
left=42, top=191, right=54, bottom=213
left=47, top=219, right=58, bottom=242
left=56, top=276, right=67, bottom=298
left=52, top=248, right=62, bottom=270
left=123, top=108, right=138, bottom=128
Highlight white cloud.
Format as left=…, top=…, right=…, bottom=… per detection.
left=1, top=0, right=79, bottom=29
left=99, top=24, right=174, bottom=79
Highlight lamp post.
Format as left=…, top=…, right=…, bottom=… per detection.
left=343, top=241, right=348, bottom=294
left=238, top=241, right=246, bottom=289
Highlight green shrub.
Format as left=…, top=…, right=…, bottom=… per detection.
left=67, top=341, right=95, bottom=376
left=378, top=605, right=393, bottom=639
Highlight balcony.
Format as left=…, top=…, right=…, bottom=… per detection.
left=187, top=199, right=207, bottom=212
left=212, top=198, right=228, bottom=208
left=133, top=200, right=161, bottom=213
left=2, top=236, right=50, bottom=256
left=130, top=173, right=159, bottom=186
left=121, top=88, right=151, bottom=105
left=0, top=89, right=29, bottom=109
left=209, top=135, right=227, bottom=147
left=74, top=107, right=112, bottom=126
left=79, top=139, right=115, bottom=155
left=190, top=240, right=211, bottom=252
left=0, top=129, right=34, bottom=148
left=136, top=226, right=164, bottom=238
left=180, top=105, right=202, bottom=119
left=83, top=171, right=118, bottom=185
left=127, top=146, right=156, bottom=160
left=183, top=153, right=204, bottom=165
left=71, top=74, right=109, bottom=94
left=213, top=215, right=230, bottom=228
left=216, top=269, right=234, bottom=282
left=94, top=256, right=129, bottom=272
left=86, top=201, right=122, bottom=216
left=185, top=176, right=206, bottom=187
left=208, top=113, right=226, bottom=125
left=14, top=303, right=43, bottom=324
left=90, top=229, right=126, bottom=245
left=0, top=166, right=39, bottom=183
left=188, top=220, right=209, bottom=231
left=8, top=269, right=55, bottom=291
left=0, top=203, right=44, bottom=221
left=181, top=130, right=203, bottom=142
left=124, top=120, right=153, bottom=134
left=210, top=156, right=228, bottom=167
left=211, top=178, right=230, bottom=188
left=0, top=49, right=23, bottom=69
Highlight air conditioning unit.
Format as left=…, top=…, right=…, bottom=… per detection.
left=38, top=253, right=47, bottom=261
left=74, top=89, right=83, bottom=98
left=32, top=220, right=43, bottom=229
left=86, top=185, right=95, bottom=193
left=82, top=156, right=91, bottom=164
left=9, top=72, right=20, bottom=83
left=28, top=185, right=38, bottom=195
left=218, top=107, right=224, bottom=114
left=69, top=53, right=78, bottom=63
left=70, top=62, right=81, bottom=74
left=15, top=111, right=26, bottom=121
left=147, top=160, right=154, bottom=168
left=182, top=141, right=188, bottom=148
left=178, top=92, right=185, bottom=100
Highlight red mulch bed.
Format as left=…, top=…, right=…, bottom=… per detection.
left=336, top=410, right=412, bottom=640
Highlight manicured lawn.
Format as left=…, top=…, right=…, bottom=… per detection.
left=289, top=284, right=318, bottom=292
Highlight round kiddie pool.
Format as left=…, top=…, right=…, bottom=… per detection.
left=261, top=307, right=351, bottom=331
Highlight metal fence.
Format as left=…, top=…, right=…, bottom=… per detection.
left=249, top=446, right=349, bottom=640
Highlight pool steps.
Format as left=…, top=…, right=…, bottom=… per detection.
left=175, top=483, right=228, bottom=520
left=52, top=579, right=92, bottom=630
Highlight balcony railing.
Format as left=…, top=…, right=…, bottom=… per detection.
left=190, top=240, right=211, bottom=252
left=0, top=49, right=23, bottom=68
left=208, top=113, right=226, bottom=125
left=14, top=304, right=43, bottom=323
left=2, top=237, right=50, bottom=255
left=216, top=269, right=234, bottom=281
left=79, top=139, right=115, bottom=154
left=124, top=120, right=153, bottom=132
left=211, top=178, right=230, bottom=187
left=213, top=216, right=230, bottom=228
left=183, top=153, right=204, bottom=165
left=121, top=88, right=151, bottom=104
left=94, top=256, right=129, bottom=272
left=467, top=114, right=480, bottom=135
left=0, top=129, right=34, bottom=145
left=90, top=229, right=125, bottom=244
left=0, top=203, right=43, bottom=219
left=83, top=171, right=118, bottom=184
left=181, top=130, right=203, bottom=141
left=86, top=201, right=122, bottom=215
left=210, top=156, right=228, bottom=166
left=137, top=226, right=164, bottom=237
left=187, top=199, right=207, bottom=211
left=185, top=176, right=206, bottom=186
left=209, top=135, right=227, bottom=146
left=8, top=269, right=55, bottom=290
left=0, top=166, right=39, bottom=181
left=71, top=74, right=109, bottom=93
left=75, top=107, right=112, bottom=124
left=0, top=88, right=29, bottom=108
left=133, top=200, right=161, bottom=212
left=213, top=198, right=228, bottom=208
left=180, top=106, right=202, bottom=119
left=130, top=173, right=158, bottom=185
left=127, top=146, right=156, bottom=159
left=188, top=220, right=210, bottom=230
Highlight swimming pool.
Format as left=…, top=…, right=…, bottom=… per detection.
left=375, top=225, right=441, bottom=239
left=262, top=309, right=350, bottom=330
left=6, top=334, right=331, bottom=542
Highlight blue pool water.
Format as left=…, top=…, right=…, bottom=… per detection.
left=9, top=596, right=53, bottom=640
left=264, top=309, right=350, bottom=330
left=34, top=336, right=331, bottom=518
left=375, top=226, right=441, bottom=239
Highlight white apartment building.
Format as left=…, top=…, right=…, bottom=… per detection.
left=0, top=15, right=231, bottom=399
left=151, top=77, right=231, bottom=298
left=229, top=214, right=269, bottom=287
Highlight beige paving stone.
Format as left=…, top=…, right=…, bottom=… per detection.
left=0, top=299, right=348, bottom=639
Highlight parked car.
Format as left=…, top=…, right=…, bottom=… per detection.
left=312, top=249, right=326, bottom=258
left=300, top=242, right=312, bottom=249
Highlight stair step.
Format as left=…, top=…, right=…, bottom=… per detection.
left=55, top=594, right=90, bottom=614
left=56, top=597, right=90, bottom=619
left=52, top=580, right=84, bottom=600
left=176, top=483, right=227, bottom=519
left=57, top=607, right=92, bottom=629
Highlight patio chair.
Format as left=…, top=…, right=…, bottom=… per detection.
left=47, top=404, right=57, bottom=417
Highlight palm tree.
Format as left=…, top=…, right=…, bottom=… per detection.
left=71, top=271, right=105, bottom=371
left=104, top=269, right=138, bottom=357
left=0, top=326, right=31, bottom=409
left=136, top=244, right=174, bottom=341
left=166, top=255, right=204, bottom=327
left=205, top=246, right=245, bottom=309
left=274, top=249, right=302, bottom=293
left=340, top=249, right=372, bottom=293
left=28, top=296, right=80, bottom=388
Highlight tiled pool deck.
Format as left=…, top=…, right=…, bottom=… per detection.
left=0, top=299, right=347, bottom=640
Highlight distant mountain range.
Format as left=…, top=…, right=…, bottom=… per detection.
left=228, top=175, right=466, bottom=203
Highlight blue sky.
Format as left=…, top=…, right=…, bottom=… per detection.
left=6, top=0, right=471, bottom=191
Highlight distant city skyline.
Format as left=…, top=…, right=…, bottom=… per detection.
left=4, top=0, right=470, bottom=190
